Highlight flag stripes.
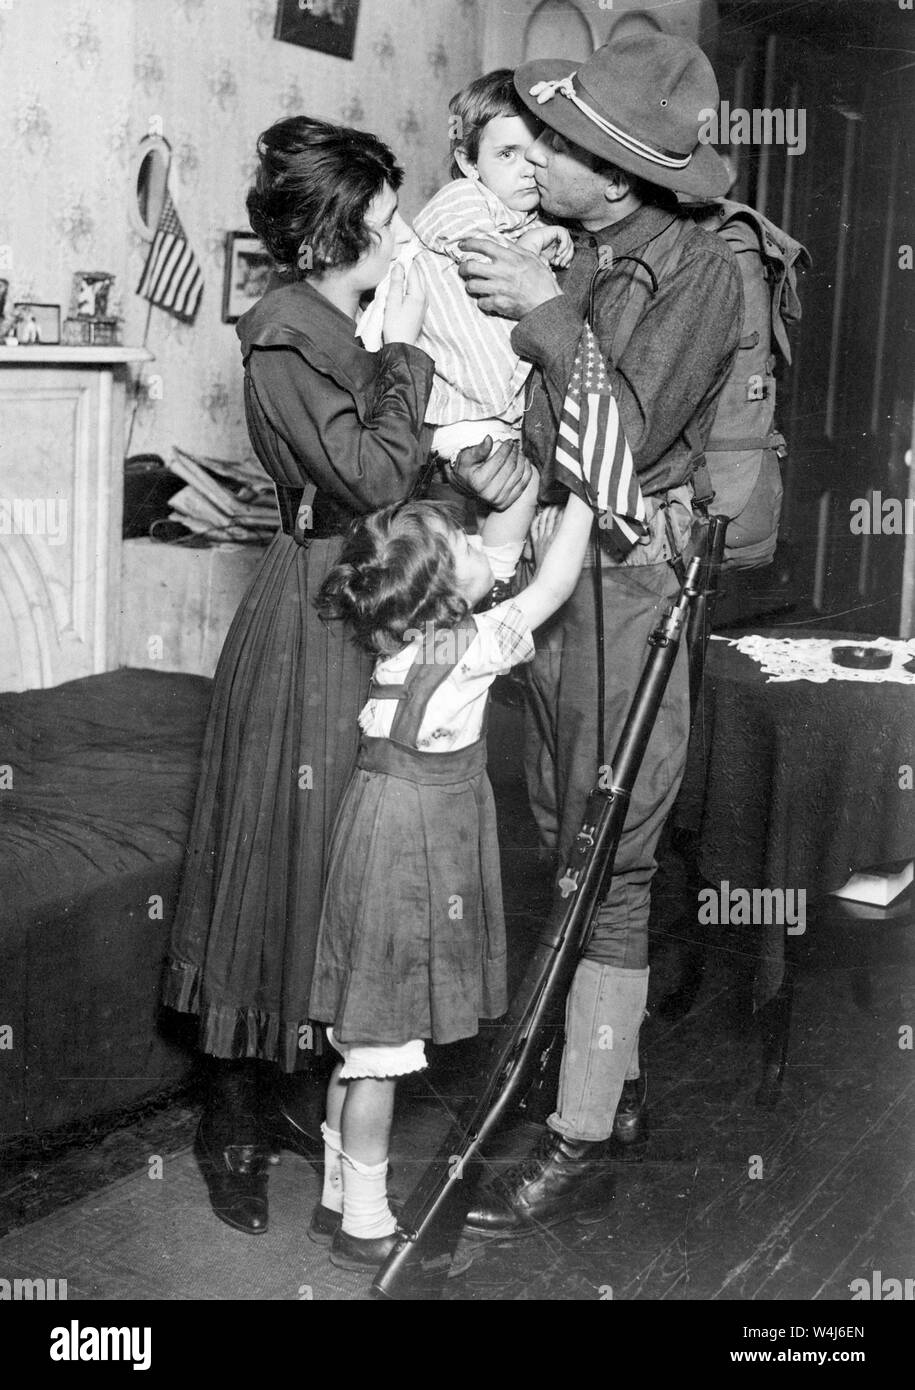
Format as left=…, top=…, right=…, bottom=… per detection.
left=554, top=324, right=647, bottom=554
left=136, top=191, right=203, bottom=321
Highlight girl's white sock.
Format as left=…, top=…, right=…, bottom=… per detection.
left=320, top=1122, right=344, bottom=1213
left=340, top=1150, right=396, bottom=1239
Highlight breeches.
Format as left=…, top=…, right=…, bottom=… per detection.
left=524, top=559, right=691, bottom=969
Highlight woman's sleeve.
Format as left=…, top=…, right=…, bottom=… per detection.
left=247, top=341, right=435, bottom=512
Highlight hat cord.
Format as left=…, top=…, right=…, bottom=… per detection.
left=530, top=75, right=693, bottom=171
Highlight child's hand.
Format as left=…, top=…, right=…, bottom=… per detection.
left=516, top=225, right=574, bottom=269
left=530, top=504, right=565, bottom=567
left=382, top=261, right=428, bottom=346
left=550, top=226, right=574, bottom=268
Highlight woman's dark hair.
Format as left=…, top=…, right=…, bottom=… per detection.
left=449, top=69, right=531, bottom=180
left=317, top=501, right=469, bottom=657
left=247, top=116, right=403, bottom=276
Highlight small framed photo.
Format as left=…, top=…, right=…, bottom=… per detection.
left=273, top=0, right=360, bottom=60
left=71, top=271, right=115, bottom=319
left=13, top=302, right=61, bottom=345
left=222, top=231, right=272, bottom=323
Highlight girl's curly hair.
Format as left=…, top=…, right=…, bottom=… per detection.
left=246, top=115, right=403, bottom=277
left=317, top=502, right=469, bottom=656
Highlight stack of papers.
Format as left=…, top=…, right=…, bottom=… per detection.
left=165, top=448, right=278, bottom=543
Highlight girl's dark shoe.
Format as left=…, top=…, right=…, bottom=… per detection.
left=309, top=1197, right=401, bottom=1247
left=307, top=1202, right=342, bottom=1245
left=329, top=1225, right=400, bottom=1271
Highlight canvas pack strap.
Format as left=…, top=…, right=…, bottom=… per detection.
left=705, top=430, right=787, bottom=455
left=603, top=220, right=710, bottom=507
left=584, top=216, right=690, bottom=762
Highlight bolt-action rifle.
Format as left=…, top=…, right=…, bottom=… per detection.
left=373, top=555, right=703, bottom=1300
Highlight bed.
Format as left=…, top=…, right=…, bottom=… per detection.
left=0, top=668, right=211, bottom=1143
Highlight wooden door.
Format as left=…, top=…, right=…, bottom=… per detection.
left=715, top=0, right=915, bottom=635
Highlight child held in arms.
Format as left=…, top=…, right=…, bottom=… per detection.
left=359, top=70, right=570, bottom=577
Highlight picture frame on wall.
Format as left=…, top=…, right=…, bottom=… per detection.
left=222, top=231, right=273, bottom=324
left=12, top=302, right=61, bottom=346
left=71, top=271, right=115, bottom=319
left=273, top=0, right=360, bottom=60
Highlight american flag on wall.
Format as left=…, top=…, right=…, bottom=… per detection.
left=555, top=324, right=648, bottom=557
left=136, top=190, right=203, bottom=321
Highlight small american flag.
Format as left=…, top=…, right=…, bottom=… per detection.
left=555, top=324, right=647, bottom=556
left=136, top=190, right=203, bottom=321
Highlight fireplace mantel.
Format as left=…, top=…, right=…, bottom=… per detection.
left=0, top=346, right=153, bottom=691
left=0, top=346, right=152, bottom=366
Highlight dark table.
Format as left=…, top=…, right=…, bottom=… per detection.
left=674, top=628, right=915, bottom=1100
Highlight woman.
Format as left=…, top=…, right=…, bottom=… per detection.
left=162, top=116, right=527, bottom=1236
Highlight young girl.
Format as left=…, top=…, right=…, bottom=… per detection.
left=306, top=481, right=594, bottom=1269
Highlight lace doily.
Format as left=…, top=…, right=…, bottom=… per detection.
left=724, top=634, right=915, bottom=684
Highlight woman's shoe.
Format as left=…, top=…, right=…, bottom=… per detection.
left=195, top=1058, right=272, bottom=1234
left=269, top=1065, right=331, bottom=1165
left=329, top=1225, right=400, bottom=1271
left=274, top=1106, right=324, bottom=1166
left=194, top=1118, right=270, bottom=1236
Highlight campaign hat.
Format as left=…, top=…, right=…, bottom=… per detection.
left=514, top=33, right=730, bottom=199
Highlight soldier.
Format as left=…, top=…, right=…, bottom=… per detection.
left=457, top=33, right=743, bottom=1235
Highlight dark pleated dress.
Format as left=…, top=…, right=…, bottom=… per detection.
left=161, top=280, right=435, bottom=1072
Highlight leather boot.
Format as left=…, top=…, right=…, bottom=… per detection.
left=463, top=1127, right=614, bottom=1237
left=195, top=1059, right=270, bottom=1235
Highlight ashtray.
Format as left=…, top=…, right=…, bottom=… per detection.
left=831, top=644, right=892, bottom=670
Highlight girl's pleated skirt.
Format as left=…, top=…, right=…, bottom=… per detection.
left=309, top=735, right=508, bottom=1046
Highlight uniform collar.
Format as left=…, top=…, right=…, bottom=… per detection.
left=571, top=201, right=678, bottom=260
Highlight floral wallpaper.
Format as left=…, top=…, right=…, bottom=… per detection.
left=0, top=0, right=484, bottom=462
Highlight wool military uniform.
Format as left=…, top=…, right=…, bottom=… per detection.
left=518, top=201, right=742, bottom=975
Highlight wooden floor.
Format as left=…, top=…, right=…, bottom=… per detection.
left=2, top=710, right=913, bottom=1302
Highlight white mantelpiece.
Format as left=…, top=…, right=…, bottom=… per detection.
left=0, top=347, right=153, bottom=366
left=0, top=346, right=152, bottom=691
